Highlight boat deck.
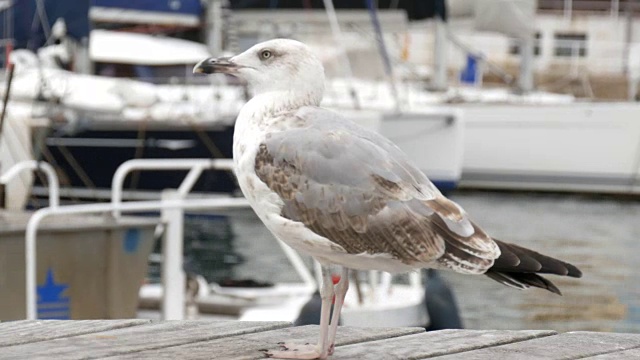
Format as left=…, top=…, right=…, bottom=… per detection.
left=0, top=320, right=639, bottom=359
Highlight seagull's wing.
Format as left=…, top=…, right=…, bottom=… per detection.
left=254, top=107, right=500, bottom=273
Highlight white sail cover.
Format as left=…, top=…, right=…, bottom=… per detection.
left=473, top=0, right=537, bottom=39
left=0, top=104, right=36, bottom=210
left=89, top=29, right=210, bottom=65
left=447, top=0, right=476, bottom=17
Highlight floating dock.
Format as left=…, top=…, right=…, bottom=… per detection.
left=0, top=320, right=639, bottom=359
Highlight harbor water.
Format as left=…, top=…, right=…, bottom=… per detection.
left=444, top=191, right=640, bottom=334
left=187, top=190, right=640, bottom=333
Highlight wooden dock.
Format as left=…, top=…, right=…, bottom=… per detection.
left=0, top=320, right=639, bottom=359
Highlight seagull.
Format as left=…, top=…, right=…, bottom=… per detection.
left=194, top=39, right=582, bottom=359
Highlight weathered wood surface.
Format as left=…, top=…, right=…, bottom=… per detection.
left=584, top=348, right=640, bottom=359
left=118, top=324, right=424, bottom=359
left=0, top=319, right=150, bottom=347
left=0, top=320, right=289, bottom=360
left=0, top=320, right=639, bottom=359
left=432, top=331, right=640, bottom=360
left=331, top=329, right=556, bottom=359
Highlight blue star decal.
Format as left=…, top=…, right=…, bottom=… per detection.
left=38, top=268, right=68, bottom=303
left=37, top=268, right=70, bottom=319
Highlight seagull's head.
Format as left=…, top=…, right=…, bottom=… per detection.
left=194, top=39, right=325, bottom=104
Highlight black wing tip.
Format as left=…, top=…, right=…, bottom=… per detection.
left=486, top=271, right=564, bottom=295
left=492, top=239, right=583, bottom=279
left=565, top=263, right=583, bottom=278
left=545, top=283, right=562, bottom=296
left=539, top=275, right=562, bottom=295
left=544, top=260, right=582, bottom=279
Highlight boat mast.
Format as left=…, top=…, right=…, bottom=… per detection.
left=204, top=0, right=225, bottom=56
left=322, top=0, right=360, bottom=110
left=364, top=0, right=400, bottom=113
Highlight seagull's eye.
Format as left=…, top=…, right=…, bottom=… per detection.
left=260, top=50, right=272, bottom=60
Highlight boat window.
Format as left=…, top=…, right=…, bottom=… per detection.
left=554, top=32, right=588, bottom=57
left=509, top=32, right=542, bottom=56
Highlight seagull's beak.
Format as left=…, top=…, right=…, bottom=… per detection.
left=193, top=57, right=239, bottom=75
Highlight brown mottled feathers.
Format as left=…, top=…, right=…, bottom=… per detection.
left=254, top=107, right=498, bottom=272
left=253, top=106, right=582, bottom=293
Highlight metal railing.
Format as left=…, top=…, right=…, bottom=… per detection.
left=538, top=0, right=640, bottom=18
left=1, top=158, right=317, bottom=320
left=0, top=160, right=59, bottom=208
left=110, top=158, right=235, bottom=218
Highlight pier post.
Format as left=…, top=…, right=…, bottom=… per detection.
left=161, top=190, right=186, bottom=320
left=432, top=17, right=448, bottom=91
left=519, top=34, right=535, bottom=93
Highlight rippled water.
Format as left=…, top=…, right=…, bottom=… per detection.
left=208, top=191, right=640, bottom=333
left=443, top=191, right=640, bottom=334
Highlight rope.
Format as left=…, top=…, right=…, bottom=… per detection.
left=56, top=144, right=96, bottom=190
left=0, top=63, right=14, bottom=145
left=128, top=120, right=149, bottom=191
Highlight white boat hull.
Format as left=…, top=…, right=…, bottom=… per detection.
left=343, top=108, right=465, bottom=192
left=458, top=102, right=640, bottom=194
left=341, top=283, right=428, bottom=328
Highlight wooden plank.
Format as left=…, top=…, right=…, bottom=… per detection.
left=0, top=320, right=150, bottom=347
left=0, top=320, right=290, bottom=360
left=332, top=329, right=557, bottom=359
left=117, top=325, right=426, bottom=359
left=582, top=347, right=640, bottom=359
left=432, top=331, right=640, bottom=360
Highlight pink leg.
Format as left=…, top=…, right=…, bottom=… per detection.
left=263, top=266, right=334, bottom=359
left=327, top=267, right=349, bottom=356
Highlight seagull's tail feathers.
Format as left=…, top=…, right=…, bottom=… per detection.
left=485, top=239, right=582, bottom=295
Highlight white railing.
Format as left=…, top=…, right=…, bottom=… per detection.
left=1, top=159, right=317, bottom=321
left=0, top=160, right=59, bottom=208
left=110, top=158, right=235, bottom=218
left=23, top=194, right=249, bottom=320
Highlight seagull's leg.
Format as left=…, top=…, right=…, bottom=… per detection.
left=316, top=265, right=334, bottom=357
left=263, top=265, right=334, bottom=359
left=327, top=267, right=349, bottom=356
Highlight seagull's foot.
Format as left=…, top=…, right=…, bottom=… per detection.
left=327, top=343, right=335, bottom=356
left=261, top=342, right=327, bottom=359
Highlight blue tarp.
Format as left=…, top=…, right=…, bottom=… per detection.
left=229, top=0, right=443, bottom=20
left=91, top=0, right=202, bottom=16
left=0, top=0, right=89, bottom=50
left=0, top=0, right=202, bottom=60
left=460, top=55, right=479, bottom=85
left=1, top=0, right=90, bottom=50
